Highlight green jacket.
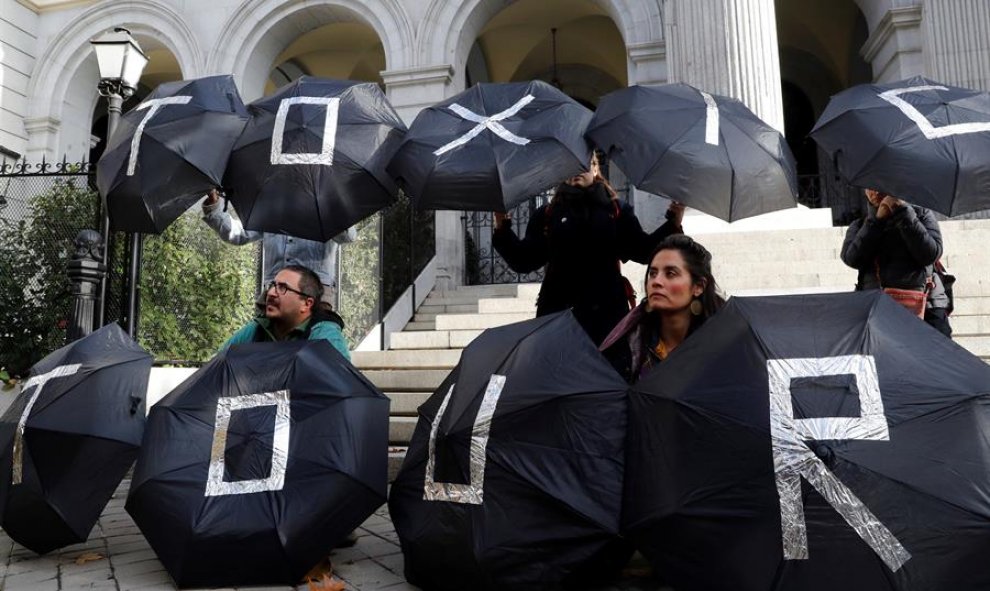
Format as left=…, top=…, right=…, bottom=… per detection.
left=222, top=315, right=350, bottom=360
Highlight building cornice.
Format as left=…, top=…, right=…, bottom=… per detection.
left=861, top=6, right=923, bottom=63
left=16, top=0, right=97, bottom=13
left=23, top=116, right=61, bottom=134
left=628, top=40, right=667, bottom=63
left=381, top=65, right=455, bottom=89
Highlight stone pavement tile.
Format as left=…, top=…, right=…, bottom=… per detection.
left=334, top=557, right=406, bottom=590
left=110, top=548, right=160, bottom=566
left=370, top=551, right=404, bottom=576
left=61, top=539, right=110, bottom=553
left=378, top=582, right=421, bottom=591
left=107, top=539, right=155, bottom=554
left=58, top=557, right=114, bottom=576
left=353, top=536, right=401, bottom=560
left=116, top=568, right=174, bottom=590
left=4, top=554, right=59, bottom=576
left=1, top=568, right=59, bottom=591
left=60, top=571, right=117, bottom=588
left=112, top=556, right=169, bottom=578
left=329, top=545, right=366, bottom=565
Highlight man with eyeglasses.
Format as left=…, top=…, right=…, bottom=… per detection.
left=220, top=264, right=349, bottom=359
left=202, top=189, right=356, bottom=314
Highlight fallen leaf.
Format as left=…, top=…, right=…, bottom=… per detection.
left=308, top=573, right=346, bottom=591
left=302, top=557, right=333, bottom=583
left=74, top=552, right=105, bottom=565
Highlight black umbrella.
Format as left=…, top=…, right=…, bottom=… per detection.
left=224, top=76, right=406, bottom=242
left=96, top=75, right=249, bottom=233
left=810, top=76, right=990, bottom=216
left=126, top=340, right=388, bottom=588
left=386, top=80, right=594, bottom=212
left=0, top=324, right=150, bottom=554
left=587, top=83, right=798, bottom=221
left=624, top=291, right=990, bottom=591
left=389, top=311, right=628, bottom=591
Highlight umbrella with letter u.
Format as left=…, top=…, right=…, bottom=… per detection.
left=624, top=291, right=990, bottom=591
left=0, top=324, right=150, bottom=554
left=96, top=74, right=249, bottom=233
left=389, top=311, right=628, bottom=591
left=586, top=83, right=798, bottom=221
left=126, top=340, right=388, bottom=588
left=386, top=80, right=594, bottom=212
left=224, top=76, right=406, bottom=242
left=810, top=76, right=990, bottom=216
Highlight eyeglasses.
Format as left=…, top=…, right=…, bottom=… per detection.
left=265, top=281, right=313, bottom=299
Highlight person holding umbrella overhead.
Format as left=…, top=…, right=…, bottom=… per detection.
left=492, top=152, right=685, bottom=346
left=221, top=264, right=349, bottom=359
left=202, top=188, right=356, bottom=315
left=599, top=235, right=725, bottom=383
left=840, top=189, right=942, bottom=325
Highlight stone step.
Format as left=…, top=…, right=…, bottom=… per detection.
left=387, top=391, right=431, bottom=415
left=726, top=285, right=852, bottom=297
left=952, top=297, right=990, bottom=316
left=446, top=283, right=540, bottom=298
left=955, top=335, right=990, bottom=357
left=477, top=297, right=538, bottom=314
left=435, top=312, right=534, bottom=330
left=404, top=320, right=436, bottom=331
left=389, top=416, right=418, bottom=446
left=417, top=303, right=477, bottom=315
left=352, top=349, right=461, bottom=370
left=717, top=272, right=857, bottom=291
left=390, top=329, right=483, bottom=350
left=950, top=315, right=990, bottom=337
left=711, top=259, right=854, bottom=277
left=423, top=294, right=496, bottom=307
left=364, top=369, right=449, bottom=391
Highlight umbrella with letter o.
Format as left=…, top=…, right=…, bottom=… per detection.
left=96, top=75, right=249, bottom=233
left=386, top=80, right=594, bottom=212
left=0, top=324, right=150, bottom=554
left=389, top=311, right=628, bottom=591
left=624, top=291, right=990, bottom=591
left=810, top=76, right=990, bottom=216
left=224, top=76, right=406, bottom=242
left=125, top=340, right=388, bottom=588
left=587, top=83, right=798, bottom=221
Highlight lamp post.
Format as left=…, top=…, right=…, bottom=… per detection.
left=90, top=27, right=148, bottom=336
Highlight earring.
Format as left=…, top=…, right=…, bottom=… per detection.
left=689, top=298, right=703, bottom=316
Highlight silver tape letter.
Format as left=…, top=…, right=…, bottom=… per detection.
left=127, top=96, right=193, bottom=176
left=205, top=390, right=291, bottom=497
left=271, top=97, right=339, bottom=165
left=423, top=374, right=506, bottom=504
left=14, top=364, right=82, bottom=484
left=700, top=90, right=720, bottom=146
left=434, top=96, right=534, bottom=156
left=768, top=355, right=910, bottom=571
left=878, top=85, right=990, bottom=140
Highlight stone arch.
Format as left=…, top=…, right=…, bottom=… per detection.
left=418, top=0, right=663, bottom=88
left=209, top=0, right=414, bottom=101
left=26, top=1, right=200, bottom=124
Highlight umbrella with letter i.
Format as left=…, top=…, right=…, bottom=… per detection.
left=0, top=324, right=150, bottom=554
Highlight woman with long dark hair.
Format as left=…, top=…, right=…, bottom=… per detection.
left=600, top=234, right=725, bottom=383
left=492, top=153, right=684, bottom=346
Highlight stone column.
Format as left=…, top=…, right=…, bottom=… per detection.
left=922, top=0, right=990, bottom=90
left=665, top=0, right=784, bottom=132
left=381, top=64, right=466, bottom=289
left=860, top=6, right=925, bottom=83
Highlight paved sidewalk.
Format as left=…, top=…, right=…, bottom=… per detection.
left=0, top=480, right=668, bottom=591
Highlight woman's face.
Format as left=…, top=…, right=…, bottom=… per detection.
left=645, top=249, right=704, bottom=313
left=564, top=156, right=601, bottom=188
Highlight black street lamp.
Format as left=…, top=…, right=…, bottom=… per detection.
left=90, top=27, right=148, bottom=336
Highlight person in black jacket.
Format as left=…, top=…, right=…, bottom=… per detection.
left=840, top=189, right=942, bottom=318
left=492, top=154, right=684, bottom=346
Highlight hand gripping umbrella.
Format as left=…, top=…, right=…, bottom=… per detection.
left=586, top=83, right=798, bottom=221
left=0, top=324, right=150, bottom=554
left=389, top=311, right=629, bottom=591
left=125, top=340, right=388, bottom=588
left=96, top=75, right=249, bottom=233
left=624, top=291, right=990, bottom=591
left=224, top=76, right=407, bottom=242
left=810, top=76, right=990, bottom=216
left=386, top=80, right=594, bottom=212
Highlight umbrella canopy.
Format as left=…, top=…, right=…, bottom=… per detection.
left=624, top=291, right=990, bottom=591
left=810, top=76, right=990, bottom=216
left=96, top=75, right=249, bottom=233
left=0, top=324, right=150, bottom=554
left=389, top=311, right=628, bottom=591
left=126, top=340, right=388, bottom=588
left=587, top=83, right=798, bottom=221
left=224, top=76, right=406, bottom=242
left=386, top=80, right=594, bottom=212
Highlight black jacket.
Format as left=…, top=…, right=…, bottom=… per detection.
left=841, top=204, right=942, bottom=291
left=492, top=183, right=681, bottom=345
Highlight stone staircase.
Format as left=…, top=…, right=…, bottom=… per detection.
left=355, top=219, right=990, bottom=453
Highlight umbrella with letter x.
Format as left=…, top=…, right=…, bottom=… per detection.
left=623, top=291, right=990, bottom=591
left=387, top=80, right=594, bottom=212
